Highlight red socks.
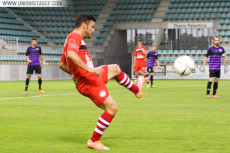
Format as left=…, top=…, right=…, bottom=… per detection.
left=135, top=76, right=138, bottom=85
left=91, top=111, right=114, bottom=142
left=115, top=71, right=139, bottom=95
left=144, top=75, right=149, bottom=84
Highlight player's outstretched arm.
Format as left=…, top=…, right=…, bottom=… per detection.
left=202, top=57, right=207, bottom=72
left=59, top=62, right=71, bottom=74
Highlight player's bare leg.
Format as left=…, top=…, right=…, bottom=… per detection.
left=141, top=71, right=149, bottom=87
left=24, top=75, right=31, bottom=93
left=37, top=75, right=44, bottom=93
left=134, top=72, right=139, bottom=85
left=88, top=96, right=117, bottom=150
left=107, top=64, right=144, bottom=98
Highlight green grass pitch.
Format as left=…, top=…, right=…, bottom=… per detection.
left=0, top=79, right=230, bottom=152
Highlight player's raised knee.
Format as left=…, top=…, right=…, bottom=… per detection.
left=113, top=64, right=121, bottom=74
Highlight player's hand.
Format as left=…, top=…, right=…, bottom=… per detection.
left=40, top=64, right=43, bottom=69
left=28, top=60, right=32, bottom=63
left=133, top=63, right=135, bottom=67
left=88, top=67, right=105, bottom=77
left=158, top=65, right=160, bottom=69
left=202, top=67, right=205, bottom=72
left=224, top=67, right=227, bottom=74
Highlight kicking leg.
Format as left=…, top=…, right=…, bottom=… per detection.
left=107, top=64, right=144, bottom=97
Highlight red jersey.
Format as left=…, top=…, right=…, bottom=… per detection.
left=133, top=46, right=147, bottom=61
left=60, top=32, right=94, bottom=82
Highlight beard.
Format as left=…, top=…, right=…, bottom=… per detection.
left=214, top=43, right=219, bottom=46
left=85, top=31, right=91, bottom=39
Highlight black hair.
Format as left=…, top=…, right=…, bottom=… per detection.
left=31, top=37, right=37, bottom=41
left=75, top=13, right=96, bottom=28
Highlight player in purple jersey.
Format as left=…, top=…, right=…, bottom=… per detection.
left=145, top=44, right=160, bottom=88
left=202, top=36, right=227, bottom=98
left=23, top=37, right=44, bottom=94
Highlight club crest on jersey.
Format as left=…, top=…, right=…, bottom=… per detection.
left=36, top=48, right=39, bottom=50
left=100, top=90, right=106, bottom=97
left=219, top=49, right=222, bottom=52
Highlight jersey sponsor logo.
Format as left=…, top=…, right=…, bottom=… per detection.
left=100, top=90, right=106, bottom=97
left=85, top=54, right=94, bottom=68
left=137, top=54, right=145, bottom=59
left=69, top=44, right=79, bottom=51
left=136, top=49, right=142, bottom=52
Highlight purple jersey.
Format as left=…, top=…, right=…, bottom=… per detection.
left=26, top=46, right=42, bottom=65
left=146, top=51, right=158, bottom=67
left=206, top=46, right=225, bottom=70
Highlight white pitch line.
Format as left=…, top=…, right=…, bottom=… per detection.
left=0, top=84, right=229, bottom=101
left=0, top=89, right=127, bottom=101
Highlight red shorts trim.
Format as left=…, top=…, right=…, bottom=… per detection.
left=76, top=65, right=109, bottom=107
left=134, top=61, right=146, bottom=72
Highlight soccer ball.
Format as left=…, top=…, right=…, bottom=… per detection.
left=173, top=55, right=195, bottom=76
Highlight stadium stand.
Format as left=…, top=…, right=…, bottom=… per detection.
left=0, top=0, right=229, bottom=66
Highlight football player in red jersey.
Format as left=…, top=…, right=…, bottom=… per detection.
left=133, top=39, right=149, bottom=85
left=59, top=13, right=144, bottom=150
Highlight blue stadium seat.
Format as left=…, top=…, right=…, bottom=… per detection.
left=193, top=56, right=199, bottom=62
left=220, top=31, right=226, bottom=36
left=165, top=56, right=170, bottom=62
left=215, top=31, right=220, bottom=36
left=217, top=26, right=222, bottom=31
left=159, top=57, right=165, bottom=62
left=202, top=50, right=207, bottom=54
left=225, top=19, right=230, bottom=24
left=199, top=56, right=204, bottom=61
left=162, top=50, right=168, bottom=54
left=157, top=50, right=162, bottom=54
left=223, top=26, right=228, bottom=30
left=219, top=20, right=224, bottom=25
left=222, top=14, right=227, bottom=19
left=174, top=50, right=179, bottom=54
left=191, top=50, right=196, bottom=54
left=223, top=37, right=229, bottom=43
left=168, top=50, right=173, bottom=54
left=179, top=50, right=185, bottom=54
left=185, top=50, right=190, bottom=54
left=170, top=56, right=177, bottom=62
left=226, top=31, right=230, bottom=36
left=196, top=50, right=202, bottom=54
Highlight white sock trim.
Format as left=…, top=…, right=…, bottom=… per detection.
left=119, top=74, right=127, bottom=84
left=97, top=122, right=107, bottom=129
left=99, top=117, right=110, bottom=126
left=95, top=127, right=104, bottom=134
